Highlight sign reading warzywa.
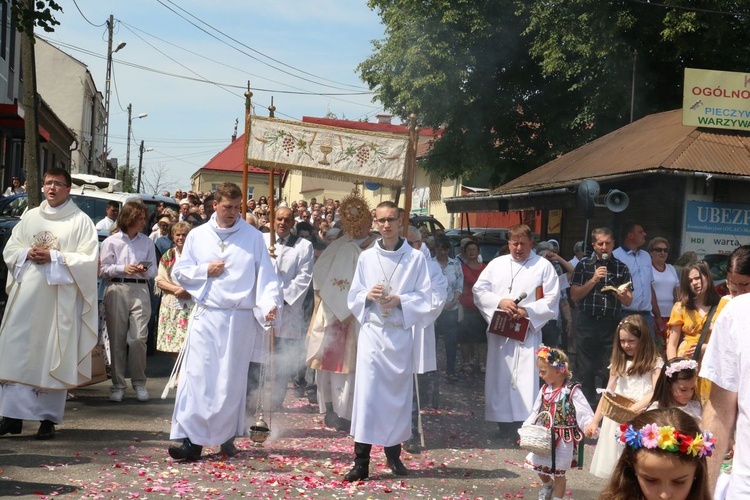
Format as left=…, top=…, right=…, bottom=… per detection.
left=683, top=68, right=750, bottom=132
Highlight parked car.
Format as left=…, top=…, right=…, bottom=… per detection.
left=704, top=253, right=730, bottom=295
left=0, top=193, right=28, bottom=217
left=409, top=215, right=445, bottom=236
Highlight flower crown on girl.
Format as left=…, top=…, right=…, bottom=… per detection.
left=535, top=344, right=567, bottom=373
left=664, top=359, right=698, bottom=378
left=616, top=422, right=716, bottom=458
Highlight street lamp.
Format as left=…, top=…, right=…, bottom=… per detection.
left=102, top=14, right=126, bottom=175
left=136, top=141, right=154, bottom=193
left=125, top=103, right=147, bottom=191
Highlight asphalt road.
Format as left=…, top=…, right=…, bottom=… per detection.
left=0, top=353, right=607, bottom=499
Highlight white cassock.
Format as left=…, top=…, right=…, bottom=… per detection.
left=348, top=239, right=431, bottom=446
left=0, top=199, right=98, bottom=423
left=170, top=215, right=281, bottom=446
left=306, top=235, right=365, bottom=420
left=413, top=259, right=448, bottom=374
left=263, top=233, right=313, bottom=338
left=473, top=253, right=559, bottom=422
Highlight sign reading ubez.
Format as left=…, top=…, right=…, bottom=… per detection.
left=683, top=68, right=750, bottom=132
left=247, top=115, right=409, bottom=186
left=683, top=198, right=750, bottom=257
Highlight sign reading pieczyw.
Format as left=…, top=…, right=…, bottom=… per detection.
left=683, top=68, right=750, bottom=132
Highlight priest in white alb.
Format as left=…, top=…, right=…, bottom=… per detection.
left=473, top=224, right=559, bottom=425
left=343, top=201, right=432, bottom=481
left=168, top=183, right=281, bottom=461
left=0, top=168, right=98, bottom=440
left=257, top=206, right=313, bottom=409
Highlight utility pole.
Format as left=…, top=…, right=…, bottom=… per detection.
left=103, top=15, right=126, bottom=177
left=124, top=103, right=132, bottom=189
left=137, top=140, right=144, bottom=193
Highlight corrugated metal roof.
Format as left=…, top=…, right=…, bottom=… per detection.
left=444, top=109, right=750, bottom=212
left=495, top=109, right=750, bottom=194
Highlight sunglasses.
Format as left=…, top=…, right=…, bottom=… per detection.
left=651, top=247, right=669, bottom=253
left=376, top=217, right=398, bottom=224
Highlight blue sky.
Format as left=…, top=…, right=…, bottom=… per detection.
left=43, top=0, right=386, bottom=190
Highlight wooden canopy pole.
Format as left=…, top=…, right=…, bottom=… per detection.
left=402, top=113, right=418, bottom=237
left=242, top=83, right=252, bottom=218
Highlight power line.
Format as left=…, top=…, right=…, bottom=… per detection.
left=153, top=0, right=366, bottom=92
left=159, top=0, right=368, bottom=91
left=71, top=0, right=107, bottom=27
left=38, top=36, right=375, bottom=97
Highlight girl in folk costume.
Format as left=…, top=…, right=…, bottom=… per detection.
left=586, top=314, right=663, bottom=479
left=647, top=357, right=702, bottom=421
left=523, top=346, right=594, bottom=500
left=598, top=408, right=715, bottom=500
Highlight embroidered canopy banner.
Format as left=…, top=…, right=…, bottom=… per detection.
left=247, top=115, right=408, bottom=186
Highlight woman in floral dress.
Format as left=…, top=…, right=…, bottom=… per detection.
left=155, top=222, right=193, bottom=354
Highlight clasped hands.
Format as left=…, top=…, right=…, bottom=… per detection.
left=498, top=298, right=527, bottom=320
left=27, top=246, right=51, bottom=265
left=124, top=263, right=148, bottom=275
left=368, top=284, right=400, bottom=310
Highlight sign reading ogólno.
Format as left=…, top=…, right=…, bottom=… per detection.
left=683, top=68, right=750, bottom=132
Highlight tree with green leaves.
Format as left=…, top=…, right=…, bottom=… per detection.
left=359, top=0, right=750, bottom=187
left=15, top=0, right=62, bottom=208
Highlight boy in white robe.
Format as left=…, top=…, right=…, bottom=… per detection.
left=406, top=226, right=447, bottom=453
left=473, top=224, right=560, bottom=425
left=0, top=168, right=98, bottom=440
left=343, top=202, right=432, bottom=481
left=167, top=183, right=281, bottom=461
left=306, top=208, right=376, bottom=429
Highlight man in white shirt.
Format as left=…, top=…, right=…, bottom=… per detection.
left=95, top=201, right=119, bottom=232
left=613, top=220, right=660, bottom=335
left=0, top=168, right=98, bottom=440
left=252, top=207, right=313, bottom=410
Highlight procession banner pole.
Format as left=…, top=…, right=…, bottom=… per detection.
left=402, top=113, right=418, bottom=237
left=242, top=82, right=252, bottom=217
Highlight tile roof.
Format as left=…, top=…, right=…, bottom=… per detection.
left=198, top=134, right=267, bottom=174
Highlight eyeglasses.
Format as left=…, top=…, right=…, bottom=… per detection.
left=43, top=180, right=67, bottom=188
left=651, top=247, right=669, bottom=253
left=376, top=217, right=398, bottom=224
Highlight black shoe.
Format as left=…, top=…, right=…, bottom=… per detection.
left=403, top=438, right=422, bottom=455
left=335, top=417, right=351, bottom=432
left=343, top=461, right=369, bottom=481
left=324, top=410, right=338, bottom=428
left=168, top=438, right=203, bottom=461
left=36, top=420, right=55, bottom=440
left=387, top=457, right=409, bottom=476
left=0, top=417, right=22, bottom=436
left=220, top=438, right=237, bottom=457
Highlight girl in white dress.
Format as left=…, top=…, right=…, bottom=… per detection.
left=585, top=315, right=663, bottom=479
left=647, top=357, right=702, bottom=420
left=523, top=346, right=594, bottom=500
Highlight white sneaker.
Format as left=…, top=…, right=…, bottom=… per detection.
left=109, top=389, right=124, bottom=402
left=538, top=484, right=553, bottom=500
left=135, top=386, right=149, bottom=402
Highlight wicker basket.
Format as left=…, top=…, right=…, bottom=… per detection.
left=518, top=411, right=552, bottom=456
left=601, top=392, right=637, bottom=423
